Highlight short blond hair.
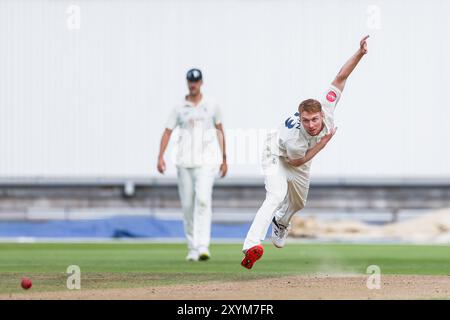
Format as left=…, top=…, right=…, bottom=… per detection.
left=299, top=99, right=322, bottom=113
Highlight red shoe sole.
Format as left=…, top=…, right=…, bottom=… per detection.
left=241, top=245, right=264, bottom=269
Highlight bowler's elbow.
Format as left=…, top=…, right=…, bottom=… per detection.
left=288, top=157, right=306, bottom=167
left=332, top=75, right=346, bottom=92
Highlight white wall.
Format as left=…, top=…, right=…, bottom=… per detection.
left=0, top=0, right=449, bottom=179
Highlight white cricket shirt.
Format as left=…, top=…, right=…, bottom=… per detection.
left=165, top=96, right=222, bottom=168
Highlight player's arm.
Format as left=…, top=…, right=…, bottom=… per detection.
left=215, top=123, right=228, bottom=178
left=287, top=128, right=337, bottom=167
left=331, top=35, right=369, bottom=92
left=157, top=128, right=173, bottom=174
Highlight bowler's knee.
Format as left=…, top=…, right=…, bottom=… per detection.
left=293, top=198, right=306, bottom=212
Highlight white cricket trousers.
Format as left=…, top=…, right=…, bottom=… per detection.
left=177, top=165, right=217, bottom=252
left=243, top=143, right=310, bottom=251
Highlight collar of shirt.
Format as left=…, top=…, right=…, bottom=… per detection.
left=184, top=96, right=206, bottom=108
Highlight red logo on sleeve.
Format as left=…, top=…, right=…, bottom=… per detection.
left=326, top=91, right=337, bottom=102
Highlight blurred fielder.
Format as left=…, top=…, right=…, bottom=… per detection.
left=241, top=36, right=370, bottom=269
left=157, top=69, right=228, bottom=261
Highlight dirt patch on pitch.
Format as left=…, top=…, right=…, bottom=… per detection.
left=2, top=275, right=449, bottom=300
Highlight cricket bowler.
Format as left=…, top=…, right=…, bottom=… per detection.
left=241, top=36, right=370, bottom=269
left=157, top=68, right=228, bottom=262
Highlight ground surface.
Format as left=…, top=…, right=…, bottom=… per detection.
left=0, top=243, right=449, bottom=299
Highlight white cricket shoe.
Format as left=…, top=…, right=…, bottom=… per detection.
left=271, top=217, right=290, bottom=248
left=186, top=250, right=199, bottom=262
left=198, top=247, right=211, bottom=261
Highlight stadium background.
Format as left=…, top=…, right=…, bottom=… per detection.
left=0, top=0, right=449, bottom=299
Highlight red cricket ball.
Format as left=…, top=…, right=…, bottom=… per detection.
left=21, top=277, right=32, bottom=290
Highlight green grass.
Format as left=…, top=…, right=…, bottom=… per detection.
left=0, top=243, right=449, bottom=294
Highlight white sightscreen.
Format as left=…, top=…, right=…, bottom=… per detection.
left=0, top=0, right=449, bottom=179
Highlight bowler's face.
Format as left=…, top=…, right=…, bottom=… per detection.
left=301, top=111, right=324, bottom=136
left=187, top=80, right=202, bottom=95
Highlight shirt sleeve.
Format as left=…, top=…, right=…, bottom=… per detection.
left=213, top=103, right=222, bottom=125
left=320, top=84, right=342, bottom=125
left=165, top=107, right=178, bottom=130
left=285, top=138, right=308, bottom=160
left=321, top=84, right=342, bottom=108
